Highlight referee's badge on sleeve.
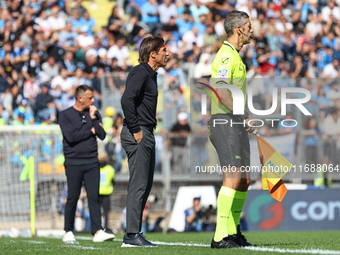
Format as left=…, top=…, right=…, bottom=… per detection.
left=218, top=69, right=228, bottom=78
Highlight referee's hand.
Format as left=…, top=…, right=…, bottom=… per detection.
left=245, top=118, right=256, bottom=134
left=134, top=130, right=143, bottom=143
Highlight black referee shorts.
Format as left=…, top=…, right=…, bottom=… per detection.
left=208, top=114, right=250, bottom=168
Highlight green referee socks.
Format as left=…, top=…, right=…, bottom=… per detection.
left=227, top=190, right=248, bottom=235
left=213, top=186, right=235, bottom=242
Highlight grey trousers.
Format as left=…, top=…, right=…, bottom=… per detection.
left=121, top=126, right=156, bottom=233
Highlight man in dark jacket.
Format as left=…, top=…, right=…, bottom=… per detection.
left=59, top=85, right=115, bottom=244
left=120, top=36, right=169, bottom=247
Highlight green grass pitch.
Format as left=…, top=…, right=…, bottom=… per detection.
left=1, top=231, right=340, bottom=255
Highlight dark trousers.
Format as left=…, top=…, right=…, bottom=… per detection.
left=99, top=195, right=110, bottom=229
left=121, top=126, right=155, bottom=233
left=64, top=162, right=102, bottom=235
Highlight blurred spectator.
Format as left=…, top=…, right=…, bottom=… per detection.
left=0, top=60, right=16, bottom=86
left=159, top=0, right=177, bottom=25
left=35, top=82, right=57, bottom=122
left=334, top=40, right=340, bottom=61
left=47, top=6, right=65, bottom=32
left=77, top=26, right=95, bottom=52
left=102, top=106, right=115, bottom=134
left=141, top=195, right=157, bottom=233
left=13, top=40, right=30, bottom=71
left=322, top=108, right=340, bottom=173
left=0, top=66, right=11, bottom=93
left=278, top=113, right=299, bottom=135
left=192, top=112, right=209, bottom=167
left=59, top=185, right=91, bottom=232
left=126, top=15, right=144, bottom=46
left=91, top=67, right=104, bottom=109
left=2, top=84, right=21, bottom=124
left=51, top=67, right=72, bottom=111
left=322, top=58, right=340, bottom=78
left=317, top=46, right=333, bottom=73
left=111, top=113, right=125, bottom=173
left=141, top=0, right=159, bottom=33
left=170, top=112, right=191, bottom=172
left=306, top=14, right=322, bottom=39
left=301, top=117, right=321, bottom=166
left=23, top=73, right=39, bottom=104
left=259, top=124, right=273, bottom=137
left=80, top=53, right=97, bottom=79
left=97, top=26, right=110, bottom=48
left=12, top=111, right=25, bottom=126
left=68, top=9, right=82, bottom=32
left=79, top=10, right=96, bottom=36
left=59, top=21, right=78, bottom=53
left=20, top=27, right=34, bottom=49
left=184, top=197, right=203, bottom=232
left=190, top=0, right=209, bottom=23
left=41, top=56, right=59, bottom=80
left=62, top=51, right=77, bottom=76
left=13, top=98, right=34, bottom=125
left=98, top=153, right=115, bottom=232
left=290, top=55, right=308, bottom=79
left=71, top=0, right=87, bottom=17
left=194, top=52, right=212, bottom=79
left=321, top=0, right=340, bottom=22
left=321, top=32, right=338, bottom=50
left=34, top=10, right=51, bottom=37
left=182, top=42, right=201, bottom=79
left=177, top=10, right=194, bottom=37
left=327, top=81, right=340, bottom=103
left=47, top=32, right=65, bottom=63
left=203, top=24, right=216, bottom=48
left=68, top=67, right=89, bottom=88
left=108, top=6, right=124, bottom=38
left=317, top=86, right=333, bottom=113
left=183, top=27, right=204, bottom=51
left=107, top=37, right=130, bottom=71
left=22, top=51, right=42, bottom=81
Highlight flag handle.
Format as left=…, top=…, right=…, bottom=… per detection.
left=252, top=129, right=260, bottom=137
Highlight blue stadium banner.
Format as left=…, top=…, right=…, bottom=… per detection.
left=244, top=190, right=340, bottom=231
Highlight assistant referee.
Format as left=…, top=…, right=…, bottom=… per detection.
left=59, top=85, right=115, bottom=244
left=208, top=11, right=255, bottom=249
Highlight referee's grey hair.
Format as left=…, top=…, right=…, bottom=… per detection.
left=224, top=11, right=249, bottom=37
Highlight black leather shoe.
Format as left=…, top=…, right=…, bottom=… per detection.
left=121, top=233, right=157, bottom=247
left=211, top=236, right=240, bottom=248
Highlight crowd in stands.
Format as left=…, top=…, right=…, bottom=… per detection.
left=0, top=0, right=339, bottom=167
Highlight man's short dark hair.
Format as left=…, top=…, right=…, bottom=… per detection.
left=75, top=85, right=94, bottom=99
left=193, top=197, right=200, bottom=202
left=224, top=11, right=249, bottom=37
left=138, top=36, right=165, bottom=64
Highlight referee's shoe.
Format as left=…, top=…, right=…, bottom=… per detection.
left=121, top=233, right=157, bottom=247
left=211, top=236, right=240, bottom=248
left=221, top=225, right=254, bottom=247
left=234, top=225, right=254, bottom=247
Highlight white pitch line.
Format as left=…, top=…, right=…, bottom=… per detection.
left=46, top=236, right=340, bottom=254
left=24, top=240, right=46, bottom=244
left=60, top=245, right=100, bottom=250
left=244, top=247, right=340, bottom=255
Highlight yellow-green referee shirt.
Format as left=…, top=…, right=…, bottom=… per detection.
left=211, top=41, right=247, bottom=115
